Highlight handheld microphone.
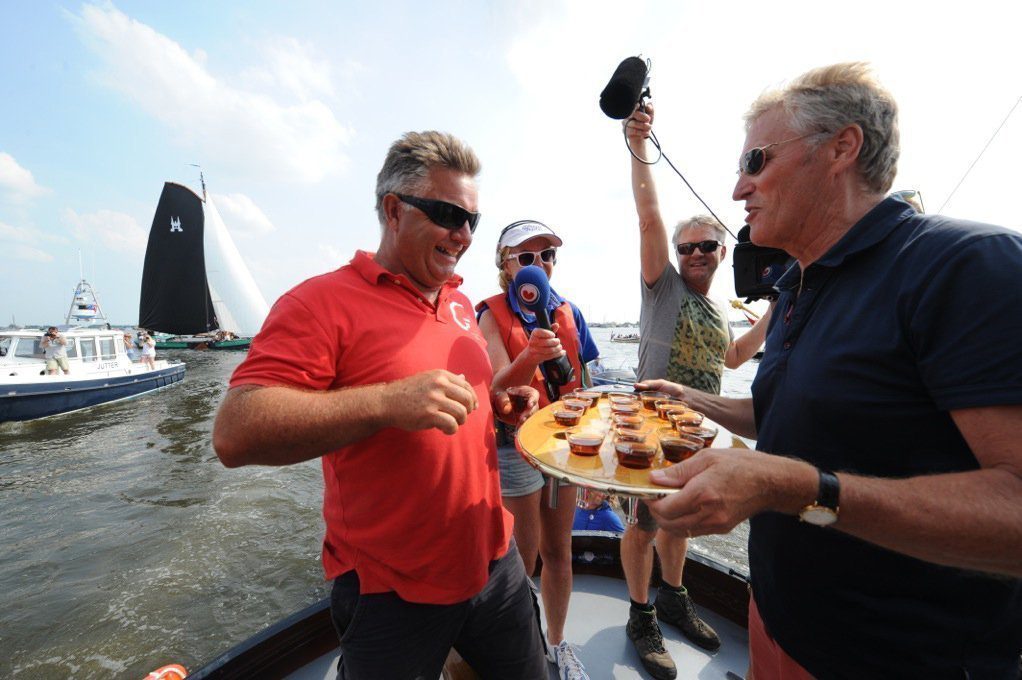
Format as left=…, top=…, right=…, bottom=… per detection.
left=513, top=265, right=576, bottom=401
left=599, top=56, right=650, bottom=119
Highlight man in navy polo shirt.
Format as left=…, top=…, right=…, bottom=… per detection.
left=638, top=62, right=1022, bottom=679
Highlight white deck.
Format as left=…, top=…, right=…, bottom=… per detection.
left=288, top=573, right=748, bottom=680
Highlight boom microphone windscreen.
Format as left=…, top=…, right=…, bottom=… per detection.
left=599, top=56, right=649, bottom=119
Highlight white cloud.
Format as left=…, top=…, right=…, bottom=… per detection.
left=0, top=220, right=45, bottom=244
left=0, top=220, right=58, bottom=262
left=10, top=244, right=55, bottom=263
left=72, top=3, right=353, bottom=183
left=63, top=208, right=148, bottom=254
left=0, top=152, right=49, bottom=203
left=214, top=192, right=274, bottom=235
left=241, top=37, right=339, bottom=103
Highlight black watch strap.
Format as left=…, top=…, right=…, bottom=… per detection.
left=817, top=469, right=840, bottom=511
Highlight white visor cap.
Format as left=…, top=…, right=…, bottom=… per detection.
left=495, top=220, right=563, bottom=267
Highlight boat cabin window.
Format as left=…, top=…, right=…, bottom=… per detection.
left=14, top=338, right=45, bottom=359
left=65, top=340, right=79, bottom=358
left=99, top=337, right=116, bottom=360
left=0, top=336, right=9, bottom=357
left=79, top=337, right=98, bottom=362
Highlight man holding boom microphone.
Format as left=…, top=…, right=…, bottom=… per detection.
left=619, top=104, right=772, bottom=678
left=213, top=131, right=548, bottom=679
left=640, top=63, right=1022, bottom=678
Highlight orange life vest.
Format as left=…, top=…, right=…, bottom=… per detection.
left=478, top=292, right=584, bottom=407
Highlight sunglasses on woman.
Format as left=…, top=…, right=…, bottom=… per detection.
left=676, top=240, right=722, bottom=256
left=738, top=133, right=819, bottom=176
left=394, top=193, right=481, bottom=233
left=504, top=248, right=557, bottom=267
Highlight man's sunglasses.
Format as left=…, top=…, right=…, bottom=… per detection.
left=394, top=193, right=481, bottom=233
left=676, top=240, right=722, bottom=256
left=504, top=248, right=557, bottom=267
left=738, top=133, right=819, bottom=176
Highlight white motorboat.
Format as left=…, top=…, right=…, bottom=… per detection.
left=0, top=327, right=185, bottom=422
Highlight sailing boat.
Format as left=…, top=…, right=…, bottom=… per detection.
left=138, top=173, right=269, bottom=350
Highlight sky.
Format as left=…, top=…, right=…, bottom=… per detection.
left=2, top=1, right=1020, bottom=327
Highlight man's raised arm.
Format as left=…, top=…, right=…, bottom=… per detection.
left=625, top=104, right=672, bottom=287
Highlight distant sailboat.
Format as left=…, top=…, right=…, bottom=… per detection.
left=138, top=173, right=269, bottom=350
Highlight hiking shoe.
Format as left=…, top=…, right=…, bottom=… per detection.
left=654, top=586, right=721, bottom=652
left=553, top=640, right=590, bottom=680
left=626, top=605, right=677, bottom=680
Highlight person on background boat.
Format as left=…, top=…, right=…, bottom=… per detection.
left=573, top=491, right=625, bottom=534
left=138, top=330, right=156, bottom=370
left=640, top=62, right=1022, bottom=679
left=40, top=326, right=70, bottom=375
left=123, top=330, right=140, bottom=362
left=476, top=219, right=600, bottom=680
left=212, top=131, right=547, bottom=680
left=617, top=103, right=774, bottom=678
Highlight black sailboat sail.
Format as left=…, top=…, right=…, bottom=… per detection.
left=138, top=182, right=218, bottom=334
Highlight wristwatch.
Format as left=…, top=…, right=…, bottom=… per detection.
left=799, top=468, right=840, bottom=526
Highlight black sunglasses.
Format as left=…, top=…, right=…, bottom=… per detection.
left=505, top=248, right=557, bottom=267
left=738, top=133, right=818, bottom=176
left=394, top=193, right=481, bottom=233
left=676, top=240, right=722, bottom=256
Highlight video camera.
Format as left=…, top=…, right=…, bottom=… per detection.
left=731, top=225, right=793, bottom=301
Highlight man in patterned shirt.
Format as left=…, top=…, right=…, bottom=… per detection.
left=618, top=103, right=772, bottom=680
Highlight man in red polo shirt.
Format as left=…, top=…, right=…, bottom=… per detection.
left=213, top=131, right=547, bottom=680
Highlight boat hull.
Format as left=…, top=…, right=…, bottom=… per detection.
left=0, top=364, right=186, bottom=422
left=155, top=338, right=251, bottom=351
left=185, top=533, right=749, bottom=679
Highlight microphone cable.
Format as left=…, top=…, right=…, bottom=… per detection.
left=622, top=110, right=738, bottom=241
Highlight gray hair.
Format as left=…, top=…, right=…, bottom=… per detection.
left=745, top=62, right=899, bottom=194
left=672, top=215, right=726, bottom=245
left=374, top=131, right=481, bottom=227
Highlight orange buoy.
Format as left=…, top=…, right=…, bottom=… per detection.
left=144, top=664, right=187, bottom=680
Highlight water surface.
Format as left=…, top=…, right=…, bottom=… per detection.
left=0, top=327, right=757, bottom=677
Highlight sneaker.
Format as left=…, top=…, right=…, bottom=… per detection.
left=626, top=605, right=677, bottom=680
left=553, top=640, right=590, bottom=680
left=654, top=586, right=721, bottom=652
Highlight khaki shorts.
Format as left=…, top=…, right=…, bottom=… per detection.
left=46, top=356, right=70, bottom=372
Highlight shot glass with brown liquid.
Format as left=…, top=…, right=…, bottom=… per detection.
left=640, top=391, right=670, bottom=411
left=658, top=432, right=704, bottom=463
left=567, top=430, right=605, bottom=457
left=569, top=390, right=599, bottom=412
left=655, top=399, right=689, bottom=421
left=562, top=398, right=589, bottom=413
left=679, top=424, right=718, bottom=448
left=506, top=386, right=531, bottom=418
left=553, top=409, right=583, bottom=427
left=610, top=401, right=642, bottom=416
left=670, top=410, right=705, bottom=430
left=615, top=441, right=656, bottom=470
left=612, top=414, right=644, bottom=429
left=614, top=426, right=649, bottom=443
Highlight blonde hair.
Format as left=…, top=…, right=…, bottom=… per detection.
left=375, top=131, right=481, bottom=227
left=497, top=246, right=514, bottom=292
left=745, top=62, right=899, bottom=194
